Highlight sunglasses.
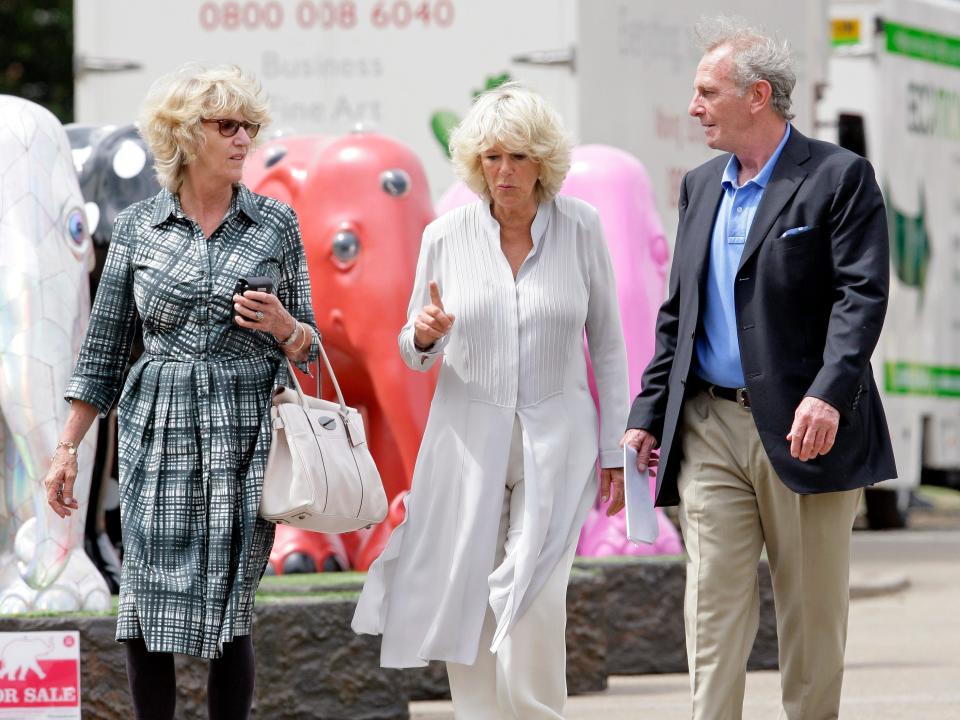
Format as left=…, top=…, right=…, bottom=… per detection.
left=201, top=118, right=261, bottom=138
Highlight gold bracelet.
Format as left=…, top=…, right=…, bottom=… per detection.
left=55, top=440, right=78, bottom=455
left=51, top=440, right=79, bottom=463
left=293, top=323, right=311, bottom=353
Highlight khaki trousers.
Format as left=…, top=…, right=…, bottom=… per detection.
left=677, top=390, right=862, bottom=720
left=446, top=417, right=578, bottom=720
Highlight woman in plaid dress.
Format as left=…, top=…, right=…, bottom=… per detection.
left=42, top=64, right=318, bottom=719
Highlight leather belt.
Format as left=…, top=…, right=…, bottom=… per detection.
left=691, top=375, right=751, bottom=409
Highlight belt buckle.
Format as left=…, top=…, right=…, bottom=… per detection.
left=736, top=387, right=750, bottom=408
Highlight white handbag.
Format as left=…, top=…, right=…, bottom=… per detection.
left=259, top=342, right=387, bottom=533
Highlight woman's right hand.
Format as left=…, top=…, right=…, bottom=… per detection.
left=414, top=281, right=455, bottom=350
left=45, top=447, right=80, bottom=518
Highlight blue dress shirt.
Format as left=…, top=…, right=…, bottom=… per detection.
left=695, top=125, right=791, bottom=388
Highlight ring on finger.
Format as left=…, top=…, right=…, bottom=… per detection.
left=255, top=311, right=265, bottom=321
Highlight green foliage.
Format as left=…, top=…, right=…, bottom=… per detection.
left=472, top=72, right=512, bottom=99
left=429, top=72, right=514, bottom=157
left=0, top=0, right=74, bottom=122
left=430, top=110, right=460, bottom=159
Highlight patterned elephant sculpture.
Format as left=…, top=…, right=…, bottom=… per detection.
left=0, top=96, right=110, bottom=612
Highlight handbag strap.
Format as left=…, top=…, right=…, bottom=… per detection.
left=284, top=337, right=349, bottom=416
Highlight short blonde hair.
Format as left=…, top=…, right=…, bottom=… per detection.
left=138, top=63, right=271, bottom=192
left=448, top=82, right=571, bottom=203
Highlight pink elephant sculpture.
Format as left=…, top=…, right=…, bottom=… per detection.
left=244, top=131, right=437, bottom=572
left=436, top=144, right=682, bottom=556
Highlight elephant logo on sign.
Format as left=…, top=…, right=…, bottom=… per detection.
left=0, top=636, right=53, bottom=681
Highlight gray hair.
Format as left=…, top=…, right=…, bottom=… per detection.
left=448, top=82, right=572, bottom=202
left=694, top=16, right=796, bottom=121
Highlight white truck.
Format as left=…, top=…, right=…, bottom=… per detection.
left=73, top=0, right=825, bottom=217
left=817, top=0, right=960, bottom=525
left=73, top=0, right=581, bottom=200
left=79, top=1, right=947, bottom=526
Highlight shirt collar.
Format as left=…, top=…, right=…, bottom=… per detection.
left=481, top=198, right=552, bottom=252
left=150, top=188, right=177, bottom=227
left=150, top=183, right=262, bottom=228
left=235, top=184, right=262, bottom=225
left=721, top=123, right=791, bottom=191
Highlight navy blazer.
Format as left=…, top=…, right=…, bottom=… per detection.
left=628, top=126, right=897, bottom=506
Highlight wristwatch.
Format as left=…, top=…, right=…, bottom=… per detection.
left=279, top=321, right=301, bottom=347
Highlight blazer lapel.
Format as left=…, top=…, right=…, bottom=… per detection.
left=685, top=163, right=725, bottom=287
left=737, top=128, right=811, bottom=273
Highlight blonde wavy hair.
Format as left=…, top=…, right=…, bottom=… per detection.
left=138, top=63, right=271, bottom=192
left=448, top=82, right=571, bottom=203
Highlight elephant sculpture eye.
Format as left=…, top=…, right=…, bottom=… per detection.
left=332, top=229, right=360, bottom=263
left=380, top=169, right=411, bottom=197
left=265, top=145, right=287, bottom=168
left=66, top=207, right=90, bottom=251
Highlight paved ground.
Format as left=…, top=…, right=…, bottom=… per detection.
left=411, top=523, right=960, bottom=719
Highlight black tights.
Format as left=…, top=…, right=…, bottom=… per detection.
left=125, top=635, right=256, bottom=720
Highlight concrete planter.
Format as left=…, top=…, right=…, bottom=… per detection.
left=573, top=556, right=778, bottom=675
left=0, top=556, right=779, bottom=718
left=0, top=593, right=408, bottom=720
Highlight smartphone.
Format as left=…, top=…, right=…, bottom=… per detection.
left=233, top=276, right=274, bottom=321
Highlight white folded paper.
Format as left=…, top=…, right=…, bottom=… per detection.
left=624, top=444, right=660, bottom=544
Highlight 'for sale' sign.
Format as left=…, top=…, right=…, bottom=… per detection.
left=0, top=631, right=80, bottom=719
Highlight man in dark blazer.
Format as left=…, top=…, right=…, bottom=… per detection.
left=623, top=17, right=896, bottom=720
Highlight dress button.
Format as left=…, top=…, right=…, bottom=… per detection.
left=736, top=207, right=743, bottom=213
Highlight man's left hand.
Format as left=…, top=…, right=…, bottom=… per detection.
left=787, top=397, right=840, bottom=461
left=601, top=467, right=625, bottom=516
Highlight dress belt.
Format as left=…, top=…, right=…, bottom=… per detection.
left=690, top=375, right=751, bottom=409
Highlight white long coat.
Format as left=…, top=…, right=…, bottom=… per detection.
left=352, top=196, right=629, bottom=667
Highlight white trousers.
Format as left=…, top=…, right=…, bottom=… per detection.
left=446, top=417, right=578, bottom=720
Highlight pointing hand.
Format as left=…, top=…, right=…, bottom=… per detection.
left=414, top=281, right=456, bottom=349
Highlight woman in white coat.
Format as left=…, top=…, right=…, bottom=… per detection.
left=352, top=83, right=629, bottom=719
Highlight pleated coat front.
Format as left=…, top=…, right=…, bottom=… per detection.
left=352, top=196, right=629, bottom=667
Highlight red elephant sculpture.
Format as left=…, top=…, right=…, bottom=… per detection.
left=244, top=131, right=436, bottom=572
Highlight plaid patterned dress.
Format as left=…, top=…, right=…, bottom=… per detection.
left=65, top=185, right=318, bottom=658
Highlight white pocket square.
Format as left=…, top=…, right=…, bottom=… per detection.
left=779, top=225, right=813, bottom=238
